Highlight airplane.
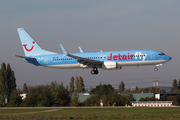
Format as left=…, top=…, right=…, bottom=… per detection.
left=16, top=28, right=172, bottom=75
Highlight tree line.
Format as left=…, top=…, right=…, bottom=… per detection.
left=0, top=62, right=180, bottom=107
left=20, top=79, right=134, bottom=106
left=86, top=84, right=134, bottom=106
left=118, top=79, right=180, bottom=94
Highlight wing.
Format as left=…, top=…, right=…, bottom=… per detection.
left=67, top=53, right=102, bottom=68
left=60, top=45, right=102, bottom=68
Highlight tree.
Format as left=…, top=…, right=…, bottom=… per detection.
left=136, top=86, right=138, bottom=91
left=118, top=81, right=125, bottom=93
left=60, top=82, right=64, bottom=89
left=139, top=97, right=158, bottom=101
left=7, top=64, right=16, bottom=94
left=54, top=83, right=71, bottom=106
left=23, top=85, right=54, bottom=107
left=84, top=95, right=99, bottom=106
left=70, top=93, right=80, bottom=106
left=178, top=79, right=180, bottom=89
left=0, top=63, right=17, bottom=104
left=120, top=94, right=135, bottom=106
left=90, top=84, right=116, bottom=99
left=8, top=89, right=22, bottom=107
left=161, top=94, right=167, bottom=101
left=89, top=83, right=135, bottom=106
left=65, top=84, right=68, bottom=91
left=50, top=81, right=56, bottom=95
left=159, top=88, right=166, bottom=93
left=171, top=79, right=178, bottom=92
left=77, top=76, right=85, bottom=93
left=89, top=86, right=94, bottom=93
left=149, top=87, right=155, bottom=93
left=74, top=76, right=79, bottom=92
left=0, top=63, right=17, bottom=103
left=23, top=89, right=38, bottom=107
left=174, top=95, right=180, bottom=106
left=41, top=86, right=54, bottom=107
left=69, top=76, right=74, bottom=93
left=23, top=83, right=28, bottom=93
left=0, top=63, right=8, bottom=104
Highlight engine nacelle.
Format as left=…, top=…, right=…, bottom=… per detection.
left=102, top=61, right=122, bottom=70
left=79, top=64, right=88, bottom=68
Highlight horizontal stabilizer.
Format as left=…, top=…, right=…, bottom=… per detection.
left=15, top=55, right=36, bottom=60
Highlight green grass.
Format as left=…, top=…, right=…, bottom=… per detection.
left=0, top=109, right=50, bottom=114
left=0, top=107, right=180, bottom=120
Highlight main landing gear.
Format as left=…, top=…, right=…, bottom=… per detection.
left=91, top=67, right=99, bottom=75
left=154, top=67, right=158, bottom=71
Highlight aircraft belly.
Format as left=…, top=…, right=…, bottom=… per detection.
left=45, top=64, right=81, bottom=69
left=117, top=60, right=168, bottom=66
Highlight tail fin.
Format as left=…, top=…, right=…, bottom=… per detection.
left=17, top=28, right=56, bottom=57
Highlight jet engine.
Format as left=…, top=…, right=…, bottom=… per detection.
left=102, top=61, right=122, bottom=70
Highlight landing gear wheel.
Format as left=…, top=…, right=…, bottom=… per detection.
left=95, top=70, right=99, bottom=74
left=91, top=70, right=95, bottom=74
left=91, top=67, right=99, bottom=75
left=154, top=68, right=158, bottom=71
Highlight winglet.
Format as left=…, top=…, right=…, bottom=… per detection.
left=60, top=44, right=68, bottom=54
left=78, top=46, right=84, bottom=53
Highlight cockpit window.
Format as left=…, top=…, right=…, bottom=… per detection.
left=159, top=53, right=165, bottom=56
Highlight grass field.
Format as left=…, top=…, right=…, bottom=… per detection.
left=0, top=107, right=180, bottom=120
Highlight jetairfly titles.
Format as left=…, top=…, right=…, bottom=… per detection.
left=107, top=52, right=147, bottom=61
left=15, top=28, right=172, bottom=75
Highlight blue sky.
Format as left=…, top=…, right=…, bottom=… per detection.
left=0, top=0, right=179, bottom=89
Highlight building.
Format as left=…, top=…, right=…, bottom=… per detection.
left=71, top=93, right=91, bottom=105
left=131, top=101, right=173, bottom=107
left=131, top=93, right=154, bottom=101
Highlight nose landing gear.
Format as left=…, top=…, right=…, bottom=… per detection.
left=154, top=67, right=158, bottom=71
left=91, top=67, right=99, bottom=75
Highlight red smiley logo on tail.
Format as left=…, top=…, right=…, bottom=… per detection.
left=23, top=41, right=35, bottom=52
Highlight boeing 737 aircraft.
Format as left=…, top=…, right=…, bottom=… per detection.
left=16, top=28, right=172, bottom=75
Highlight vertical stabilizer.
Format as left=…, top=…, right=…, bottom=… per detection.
left=17, top=28, right=56, bottom=57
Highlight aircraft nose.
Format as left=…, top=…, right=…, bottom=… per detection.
left=166, top=55, right=172, bottom=60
